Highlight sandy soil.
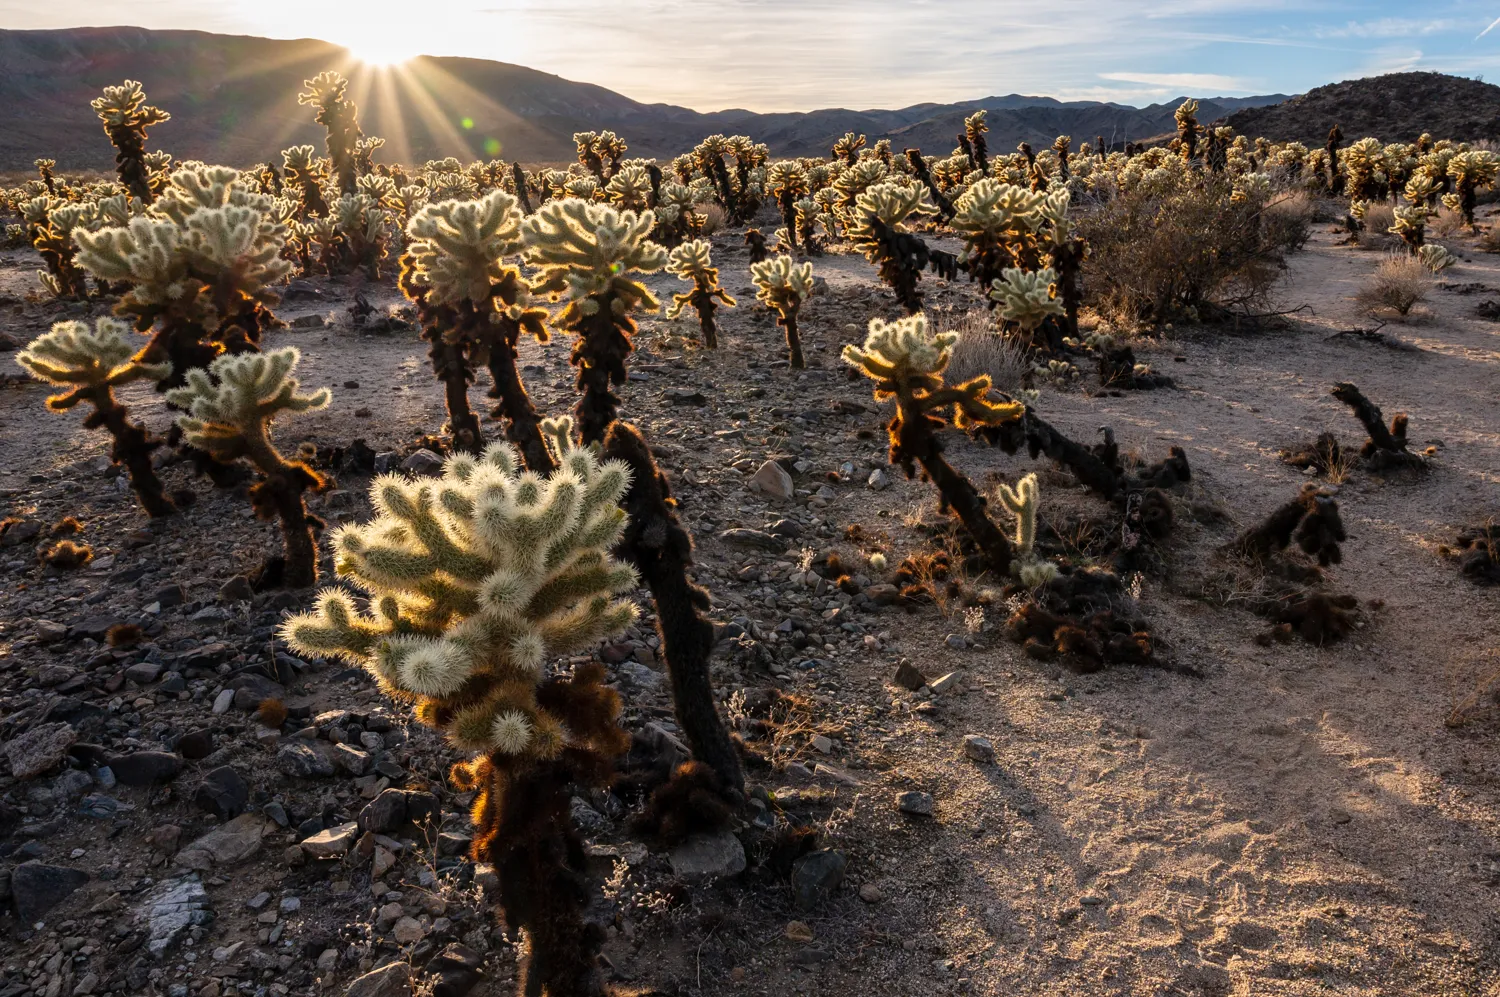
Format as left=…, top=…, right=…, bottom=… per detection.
left=1, top=216, right=1499, bottom=997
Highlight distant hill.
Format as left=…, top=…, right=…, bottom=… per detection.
left=1223, top=72, right=1500, bottom=145
left=0, top=26, right=1289, bottom=170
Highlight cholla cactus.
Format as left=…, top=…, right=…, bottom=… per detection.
left=849, top=182, right=937, bottom=314
left=401, top=190, right=554, bottom=468
left=31, top=201, right=93, bottom=299
left=16, top=318, right=179, bottom=517
left=1404, top=171, right=1440, bottom=207
left=334, top=193, right=392, bottom=279
left=1341, top=137, right=1386, bottom=203
left=1447, top=150, right=1499, bottom=227
left=950, top=179, right=1047, bottom=287
left=563, top=176, right=601, bottom=202
left=282, top=145, right=330, bottom=219
left=905, top=148, right=955, bottom=219
left=167, top=348, right=330, bottom=586
left=843, top=314, right=1024, bottom=572
left=995, top=473, right=1058, bottom=587
left=751, top=254, right=815, bottom=369
left=605, top=165, right=652, bottom=211
left=280, top=426, right=637, bottom=997
left=1174, top=99, right=1200, bottom=164
left=91, top=80, right=170, bottom=204
left=523, top=199, right=666, bottom=442
left=962, top=111, right=989, bottom=173
left=1417, top=243, right=1457, bottom=273
left=664, top=239, right=735, bottom=349
left=990, top=267, right=1064, bottom=344
left=75, top=165, right=293, bottom=383
left=35, top=158, right=57, bottom=196
left=832, top=132, right=866, bottom=166
left=1389, top=205, right=1428, bottom=253
left=298, top=71, right=363, bottom=197
left=767, top=161, right=809, bottom=255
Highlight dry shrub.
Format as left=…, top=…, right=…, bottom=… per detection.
left=1429, top=205, right=1466, bottom=239
left=1356, top=203, right=1397, bottom=249
left=1356, top=253, right=1431, bottom=317
left=940, top=309, right=1028, bottom=392
left=1476, top=224, right=1500, bottom=254
left=1079, top=175, right=1303, bottom=326
left=697, top=203, right=727, bottom=235
left=1263, top=191, right=1314, bottom=252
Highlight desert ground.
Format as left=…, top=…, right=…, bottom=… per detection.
left=1, top=208, right=1499, bottom=997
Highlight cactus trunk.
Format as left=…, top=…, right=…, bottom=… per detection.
left=86, top=387, right=176, bottom=518
left=485, top=318, right=555, bottom=474
left=427, top=337, right=483, bottom=455
left=782, top=311, right=805, bottom=369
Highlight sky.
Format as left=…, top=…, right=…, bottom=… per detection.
left=3, top=0, right=1500, bottom=112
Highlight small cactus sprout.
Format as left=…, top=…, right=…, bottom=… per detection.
left=750, top=254, right=815, bottom=369
left=843, top=314, right=1025, bottom=573
left=298, top=71, right=363, bottom=197
left=16, top=318, right=179, bottom=517
left=995, top=473, right=1058, bottom=587
left=402, top=190, right=553, bottom=467
left=91, top=80, right=170, bottom=204
left=664, top=239, right=735, bottom=349
left=280, top=426, right=638, bottom=997
left=1417, top=243, right=1457, bottom=273
left=166, top=348, right=331, bottom=587
left=989, top=267, right=1065, bottom=346
left=522, top=199, right=666, bottom=444
left=849, top=182, right=938, bottom=314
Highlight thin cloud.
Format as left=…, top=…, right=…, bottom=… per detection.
left=1097, top=72, right=1257, bottom=92
left=1480, top=15, right=1500, bottom=38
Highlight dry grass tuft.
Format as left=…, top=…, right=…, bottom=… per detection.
left=940, top=309, right=1029, bottom=392
left=697, top=203, right=727, bottom=235
left=107, top=623, right=144, bottom=647
left=256, top=697, right=289, bottom=729
left=1356, top=253, right=1432, bottom=317
left=41, top=540, right=93, bottom=569
left=1356, top=203, right=1398, bottom=250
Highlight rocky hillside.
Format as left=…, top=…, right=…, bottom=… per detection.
left=1223, top=71, right=1500, bottom=145
left=0, top=26, right=1285, bottom=169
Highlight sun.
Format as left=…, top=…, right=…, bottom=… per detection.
left=340, top=30, right=424, bottom=67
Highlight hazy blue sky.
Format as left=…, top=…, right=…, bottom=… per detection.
left=4, top=0, right=1500, bottom=111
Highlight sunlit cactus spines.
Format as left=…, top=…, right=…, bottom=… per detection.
left=333, top=193, right=392, bottom=279
left=950, top=178, right=1047, bottom=287
left=279, top=426, right=638, bottom=996
left=1390, top=204, right=1429, bottom=252
left=995, top=472, right=1058, bottom=586
left=523, top=199, right=666, bottom=443
left=849, top=182, right=938, bottom=314
left=282, top=144, right=330, bottom=219
left=1446, top=150, right=1499, bottom=227
left=402, top=190, right=554, bottom=469
left=1417, top=242, right=1457, bottom=272
left=31, top=201, right=93, bottom=300
left=605, top=164, right=652, bottom=211
left=751, top=254, right=815, bottom=369
left=298, top=71, right=363, bottom=197
left=767, top=160, right=809, bottom=254
left=832, top=131, right=866, bottom=165
left=843, top=313, right=1024, bottom=572
left=35, top=158, right=57, bottom=196
left=16, top=318, right=179, bottom=517
left=664, top=238, right=735, bottom=349
left=990, top=266, right=1065, bottom=344
left=962, top=111, right=989, bottom=173
left=1174, top=99, right=1200, bottom=164
left=91, top=80, right=170, bottom=204
left=166, top=347, right=330, bottom=586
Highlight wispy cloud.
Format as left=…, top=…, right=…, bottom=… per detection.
left=1479, top=15, right=1500, bottom=38
left=1097, top=71, right=1257, bottom=92
left=1312, top=18, right=1457, bottom=39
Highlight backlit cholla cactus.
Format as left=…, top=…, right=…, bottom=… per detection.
left=665, top=238, right=735, bottom=349
left=950, top=179, right=1047, bottom=287
left=1035, top=188, right=1087, bottom=342
left=16, top=318, right=179, bottom=517
left=1446, top=150, right=1499, bottom=227
left=35, top=158, right=57, bottom=196
left=767, top=161, right=809, bottom=255
left=1174, top=99, right=1200, bottom=164
left=751, top=254, right=815, bottom=369
left=652, top=181, right=700, bottom=244
left=167, top=348, right=330, bottom=586
left=280, top=427, right=637, bottom=997
left=849, top=182, right=937, bottom=314
left=282, top=145, right=330, bottom=219
left=91, top=80, right=170, bottom=204
left=401, top=190, right=554, bottom=469
left=563, top=176, right=602, bottom=202
left=843, top=314, right=1024, bottom=572
left=1417, top=243, right=1457, bottom=273
left=298, top=71, right=363, bottom=197
left=605, top=165, right=652, bottom=212
left=74, top=165, right=293, bottom=384
left=962, top=111, right=989, bottom=173
left=995, top=473, right=1058, bottom=587
left=1389, top=205, right=1428, bottom=253
left=30, top=201, right=94, bottom=299
left=989, top=267, right=1064, bottom=346
left=523, top=199, right=666, bottom=443
left=1341, top=137, right=1387, bottom=203
left=1404, top=171, right=1440, bottom=208
left=832, top=132, right=866, bottom=166
left=334, top=193, right=392, bottom=279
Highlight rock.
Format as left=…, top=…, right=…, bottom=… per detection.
left=211, top=689, right=234, bottom=714
left=668, top=830, right=746, bottom=880
left=276, top=740, right=337, bottom=778
left=748, top=460, right=794, bottom=500
left=437, top=831, right=472, bottom=857
left=359, top=789, right=408, bottom=834
left=177, top=814, right=270, bottom=869
left=346, top=962, right=413, bottom=997
left=290, top=313, right=326, bottom=329
left=106, top=751, right=183, bottom=786
left=301, top=822, right=359, bottom=859
left=229, top=673, right=285, bottom=711
left=217, top=575, right=254, bottom=603
left=428, top=943, right=485, bottom=997
left=33, top=619, right=69, bottom=643
left=1, top=520, right=43, bottom=547
left=194, top=766, right=249, bottom=820
left=153, top=583, right=186, bottom=608
left=69, top=616, right=120, bottom=641
left=962, top=735, right=995, bottom=763
left=865, top=583, right=900, bottom=606
left=473, top=863, right=499, bottom=893
left=791, top=849, right=847, bottom=910
left=10, top=862, right=89, bottom=922
left=400, top=449, right=444, bottom=478
left=897, top=791, right=934, bottom=817
left=718, top=528, right=789, bottom=554
left=666, top=388, right=707, bottom=406
left=5, top=722, right=77, bottom=779
left=929, top=672, right=961, bottom=695
left=124, top=662, right=163, bottom=685
left=332, top=743, right=373, bottom=775
left=392, top=915, right=424, bottom=944
left=892, top=660, right=926, bottom=690
left=866, top=468, right=891, bottom=490
left=944, top=633, right=967, bottom=650
left=372, top=847, right=396, bottom=880
left=138, top=876, right=212, bottom=958
left=859, top=883, right=883, bottom=903
left=784, top=920, right=815, bottom=942
left=37, top=663, right=76, bottom=686
left=177, top=730, right=213, bottom=760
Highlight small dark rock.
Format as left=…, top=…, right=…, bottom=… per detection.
left=218, top=575, right=254, bottom=603
left=358, top=789, right=407, bottom=834
left=430, top=943, right=485, bottom=997
left=897, top=791, right=934, bottom=817
left=177, top=730, right=213, bottom=760
left=10, top=862, right=88, bottom=922
left=194, top=766, right=249, bottom=820
left=106, top=751, right=183, bottom=787
left=893, top=660, right=927, bottom=691
left=791, top=849, right=847, bottom=911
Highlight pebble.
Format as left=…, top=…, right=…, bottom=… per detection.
left=897, top=791, right=935, bottom=816
left=301, top=822, right=359, bottom=859
left=667, top=830, right=747, bottom=880
left=962, top=735, right=996, bottom=764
